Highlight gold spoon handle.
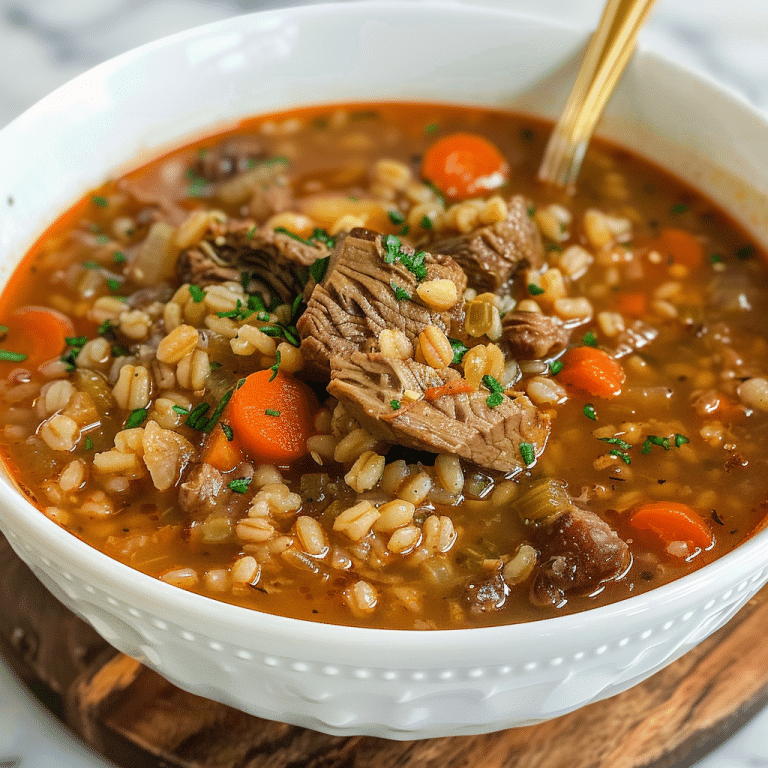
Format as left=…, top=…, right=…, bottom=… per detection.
left=538, top=0, right=659, bottom=189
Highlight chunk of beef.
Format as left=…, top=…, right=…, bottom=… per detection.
left=464, top=573, right=510, bottom=614
left=178, top=461, right=252, bottom=523
left=430, top=196, right=543, bottom=293
left=192, top=138, right=268, bottom=183
left=529, top=508, right=630, bottom=608
left=327, top=352, right=549, bottom=473
left=176, top=221, right=329, bottom=305
left=502, top=311, right=570, bottom=360
left=297, top=230, right=466, bottom=373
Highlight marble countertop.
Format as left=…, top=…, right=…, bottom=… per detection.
left=1, top=0, right=768, bottom=766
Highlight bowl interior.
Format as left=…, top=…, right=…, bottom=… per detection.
left=2, top=0, right=768, bottom=666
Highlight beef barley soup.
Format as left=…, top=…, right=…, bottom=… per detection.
left=1, top=102, right=767, bottom=629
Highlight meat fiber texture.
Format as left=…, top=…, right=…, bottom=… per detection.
left=430, top=195, right=544, bottom=293
left=297, top=230, right=466, bottom=374
left=502, top=311, right=571, bottom=360
left=328, top=352, right=550, bottom=473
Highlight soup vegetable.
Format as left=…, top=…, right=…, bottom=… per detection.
left=1, top=103, right=767, bottom=630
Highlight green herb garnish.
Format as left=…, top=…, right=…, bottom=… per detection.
left=550, top=360, right=563, bottom=375
left=737, top=244, right=756, bottom=260
left=309, top=255, right=330, bottom=284
left=188, top=285, right=205, bottom=303
left=609, top=449, right=632, bottom=465
left=184, top=402, right=210, bottom=430
left=482, top=375, right=504, bottom=394
left=449, top=338, right=469, bottom=365
left=0, top=350, right=27, bottom=362
left=675, top=433, right=690, bottom=447
left=670, top=202, right=689, bottom=215
left=172, top=405, right=189, bottom=416
left=391, top=281, right=411, bottom=301
left=106, top=278, right=121, bottom=293
left=113, top=251, right=127, bottom=264
left=201, top=389, right=234, bottom=434
left=486, top=392, right=504, bottom=408
left=228, top=477, right=252, bottom=494
left=84, top=437, right=94, bottom=450
left=519, top=442, right=535, bottom=466
left=599, top=436, right=632, bottom=451
left=528, top=283, right=545, bottom=296
left=582, top=331, right=597, bottom=347
left=221, top=423, right=234, bottom=441
left=388, top=210, right=405, bottom=225
left=92, top=195, right=108, bottom=208
left=420, top=215, right=433, bottom=229
left=269, top=350, right=282, bottom=382
left=583, top=403, right=597, bottom=420
left=124, top=408, right=148, bottom=429
left=264, top=408, right=280, bottom=417
left=82, top=261, right=99, bottom=270
left=390, top=399, right=401, bottom=410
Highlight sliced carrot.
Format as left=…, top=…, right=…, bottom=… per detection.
left=424, top=379, right=474, bottom=401
left=422, top=133, right=510, bottom=201
left=202, top=423, right=243, bottom=473
left=0, top=305, right=74, bottom=372
left=228, top=370, right=318, bottom=465
left=654, top=228, right=704, bottom=270
left=616, top=291, right=647, bottom=318
left=629, top=502, right=714, bottom=556
left=558, top=346, right=625, bottom=399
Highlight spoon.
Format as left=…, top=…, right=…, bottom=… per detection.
left=538, top=0, right=659, bottom=189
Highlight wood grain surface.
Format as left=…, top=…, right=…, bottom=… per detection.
left=2, top=531, right=767, bottom=768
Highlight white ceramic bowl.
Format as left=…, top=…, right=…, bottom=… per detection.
left=2, top=1, right=768, bottom=740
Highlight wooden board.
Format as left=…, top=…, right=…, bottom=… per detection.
left=2, top=531, right=767, bottom=768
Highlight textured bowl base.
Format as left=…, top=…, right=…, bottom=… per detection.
left=3, top=533, right=768, bottom=767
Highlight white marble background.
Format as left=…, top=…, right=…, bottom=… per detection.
left=1, top=0, right=768, bottom=766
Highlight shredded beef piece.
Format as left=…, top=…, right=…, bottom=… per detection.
left=430, top=196, right=543, bottom=293
left=327, top=352, right=549, bottom=473
left=529, top=508, right=630, bottom=608
left=464, top=573, right=510, bottom=614
left=297, top=230, right=466, bottom=374
left=176, top=221, right=329, bottom=304
left=179, top=462, right=228, bottom=520
left=192, top=138, right=268, bottom=182
left=502, top=311, right=571, bottom=360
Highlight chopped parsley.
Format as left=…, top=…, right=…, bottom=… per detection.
left=486, top=392, right=504, bottom=408
left=390, top=399, right=401, bottom=410
left=528, top=283, right=545, bottom=296
left=550, top=360, right=563, bottom=375
left=482, top=375, right=504, bottom=394
left=709, top=253, right=723, bottom=264
left=583, top=403, right=597, bottom=421
left=0, top=349, right=27, bottom=362
left=216, top=299, right=255, bottom=322
left=420, top=215, right=433, bottom=229
left=264, top=408, right=280, bottom=417
left=609, top=449, right=632, bottom=465
left=675, top=433, right=690, bottom=447
left=82, top=261, right=99, bottom=270
left=97, top=319, right=115, bottom=336
left=290, top=294, right=304, bottom=322
left=172, top=405, right=190, bottom=416
left=221, top=423, right=234, bottom=441
left=274, top=226, right=335, bottom=251
left=381, top=234, right=429, bottom=281
left=391, top=281, right=411, bottom=301
left=388, top=210, right=405, bottom=225
left=65, top=336, right=87, bottom=348
left=269, top=350, right=282, bottom=382
left=641, top=434, right=671, bottom=454
left=113, top=251, right=127, bottom=264
left=188, top=284, right=205, bottom=303
left=582, top=331, right=597, bottom=347
left=201, top=389, right=234, bottom=434
left=185, top=402, right=211, bottom=430
left=670, top=202, right=689, bottom=215
left=309, top=255, right=330, bottom=284
left=92, top=195, right=108, bottom=208
left=259, top=323, right=300, bottom=347
left=209, top=361, right=222, bottom=371
left=246, top=225, right=257, bottom=240
left=84, top=437, right=94, bottom=450
left=106, top=278, right=121, bottom=293
left=424, top=123, right=439, bottom=134
left=545, top=243, right=563, bottom=252
left=124, top=408, right=148, bottom=429
left=247, top=293, right=267, bottom=313
left=448, top=337, right=469, bottom=365
left=737, top=244, right=756, bottom=260
left=111, top=345, right=130, bottom=357
left=599, top=436, right=632, bottom=451
left=228, top=477, right=252, bottom=494
left=519, top=442, right=535, bottom=466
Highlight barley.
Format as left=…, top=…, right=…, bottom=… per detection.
left=404, top=180, right=437, bottom=205
left=559, top=244, right=594, bottom=279
left=176, top=349, right=209, bottom=390
left=163, top=301, right=182, bottom=332
left=408, top=201, right=443, bottom=231
left=252, top=465, right=283, bottom=487
left=41, top=380, right=76, bottom=416
left=296, top=516, right=328, bottom=556
left=379, top=459, right=409, bottom=495
left=203, top=283, right=242, bottom=315
left=306, top=434, right=338, bottom=462
left=314, top=408, right=333, bottom=435
left=345, top=450, right=386, bottom=492
left=344, top=580, right=378, bottom=616
left=231, top=324, right=277, bottom=356
left=88, top=296, right=126, bottom=325
left=462, top=344, right=503, bottom=390
left=80, top=490, right=115, bottom=517
left=93, top=449, right=141, bottom=475
left=40, top=414, right=79, bottom=451
left=119, top=309, right=152, bottom=340
left=416, top=279, right=458, bottom=311
left=379, top=328, right=413, bottom=360
left=553, top=297, right=593, bottom=322
left=535, top=205, right=569, bottom=242
left=387, top=525, right=421, bottom=554
left=538, top=268, right=567, bottom=306
left=204, top=314, right=239, bottom=339
left=597, top=310, right=625, bottom=337
left=112, top=364, right=151, bottom=410
left=160, top=568, right=199, bottom=588
left=452, top=201, right=481, bottom=233
left=76, top=337, right=111, bottom=370
left=373, top=158, right=412, bottom=190
left=583, top=209, right=613, bottom=248
left=434, top=453, right=464, bottom=495
left=231, top=555, right=260, bottom=585
left=373, top=499, right=416, bottom=533
left=237, top=517, right=275, bottom=542
left=422, top=514, right=457, bottom=553
left=526, top=375, right=567, bottom=406
left=334, top=427, right=377, bottom=464
left=276, top=341, right=304, bottom=374
left=156, top=324, right=199, bottom=364
left=480, top=195, right=508, bottom=225
left=503, top=544, right=537, bottom=585
left=397, top=471, right=432, bottom=505
left=333, top=500, right=380, bottom=541
left=738, top=377, right=768, bottom=412
left=516, top=299, right=542, bottom=314
left=59, top=459, right=87, bottom=492
left=651, top=299, right=678, bottom=320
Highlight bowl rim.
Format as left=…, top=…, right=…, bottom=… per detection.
left=2, top=0, right=768, bottom=657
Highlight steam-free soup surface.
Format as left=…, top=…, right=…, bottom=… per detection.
left=1, top=103, right=767, bottom=629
